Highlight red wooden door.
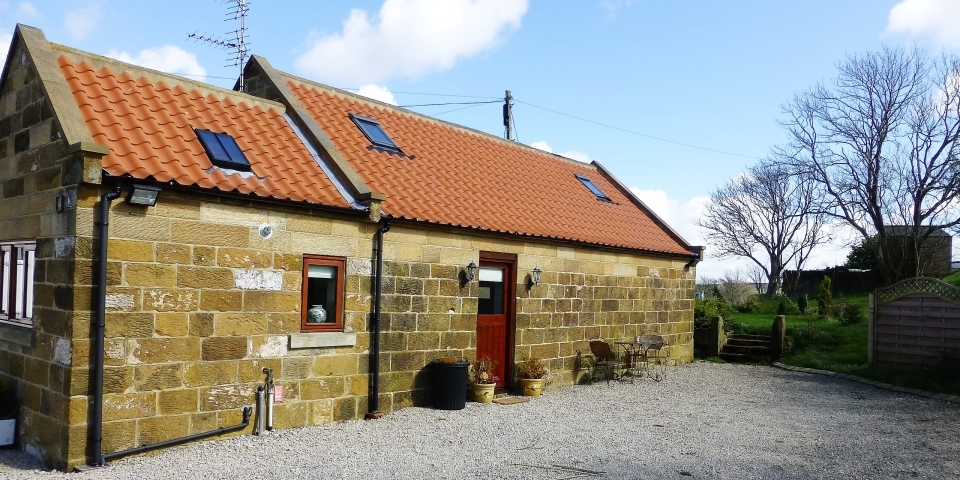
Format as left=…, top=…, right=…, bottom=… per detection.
left=476, top=254, right=515, bottom=389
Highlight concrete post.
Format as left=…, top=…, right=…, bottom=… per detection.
left=771, top=315, right=786, bottom=361
left=708, top=316, right=725, bottom=357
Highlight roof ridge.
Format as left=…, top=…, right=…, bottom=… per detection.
left=52, top=43, right=286, bottom=113
left=278, top=72, right=601, bottom=171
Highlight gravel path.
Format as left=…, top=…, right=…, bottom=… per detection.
left=2, top=362, right=958, bottom=479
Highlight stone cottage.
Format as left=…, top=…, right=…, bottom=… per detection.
left=0, top=25, right=702, bottom=470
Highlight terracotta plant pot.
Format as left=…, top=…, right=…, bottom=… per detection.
left=472, top=383, right=495, bottom=403
left=518, top=378, right=544, bottom=397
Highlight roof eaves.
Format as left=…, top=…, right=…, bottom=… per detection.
left=245, top=56, right=385, bottom=204
left=384, top=214, right=695, bottom=259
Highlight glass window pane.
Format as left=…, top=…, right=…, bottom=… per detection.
left=478, top=267, right=505, bottom=315
left=14, top=247, right=23, bottom=317
left=25, top=249, right=34, bottom=318
left=1, top=249, right=9, bottom=315
left=197, top=129, right=230, bottom=162
left=217, top=133, right=250, bottom=166
left=308, top=265, right=336, bottom=279
left=478, top=267, right=503, bottom=282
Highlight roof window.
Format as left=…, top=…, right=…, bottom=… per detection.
left=195, top=128, right=251, bottom=172
left=349, top=113, right=401, bottom=151
left=575, top=174, right=612, bottom=202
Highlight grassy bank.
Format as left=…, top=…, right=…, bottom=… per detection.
left=720, top=294, right=960, bottom=396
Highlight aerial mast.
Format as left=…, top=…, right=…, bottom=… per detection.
left=188, top=0, right=251, bottom=91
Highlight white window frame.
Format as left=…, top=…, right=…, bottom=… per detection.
left=0, top=241, right=36, bottom=327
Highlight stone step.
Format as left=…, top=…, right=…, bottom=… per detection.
left=722, top=344, right=771, bottom=356
left=727, top=339, right=771, bottom=348
left=718, top=350, right=771, bottom=363
left=728, top=333, right=771, bottom=341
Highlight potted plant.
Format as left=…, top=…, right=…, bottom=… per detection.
left=517, top=357, right=549, bottom=397
left=0, top=378, right=17, bottom=447
left=471, top=356, right=498, bottom=403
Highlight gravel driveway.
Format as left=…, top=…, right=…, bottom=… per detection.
left=2, top=362, right=958, bottom=479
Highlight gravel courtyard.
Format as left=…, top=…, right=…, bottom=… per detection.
left=1, top=362, right=958, bottom=479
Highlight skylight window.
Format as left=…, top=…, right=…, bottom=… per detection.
left=349, top=113, right=400, bottom=151
left=195, top=128, right=251, bottom=172
left=575, top=174, right=612, bottom=202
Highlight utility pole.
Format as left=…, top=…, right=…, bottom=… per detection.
left=188, top=0, right=251, bottom=92
left=503, top=90, right=515, bottom=141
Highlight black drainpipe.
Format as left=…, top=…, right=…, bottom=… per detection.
left=89, top=184, right=254, bottom=469
left=101, top=407, right=252, bottom=464
left=91, top=183, right=122, bottom=467
left=367, top=219, right=391, bottom=418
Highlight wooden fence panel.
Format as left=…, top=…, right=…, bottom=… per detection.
left=870, top=278, right=960, bottom=371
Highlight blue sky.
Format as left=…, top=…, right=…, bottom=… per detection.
left=2, top=0, right=958, bottom=278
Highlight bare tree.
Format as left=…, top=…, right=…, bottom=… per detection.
left=699, top=161, right=829, bottom=296
left=779, top=46, right=960, bottom=282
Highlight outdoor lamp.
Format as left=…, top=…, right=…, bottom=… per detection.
left=465, top=261, right=479, bottom=282
left=126, top=184, right=161, bottom=206
left=531, top=265, right=542, bottom=285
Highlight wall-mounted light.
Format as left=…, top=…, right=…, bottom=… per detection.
left=465, top=261, right=479, bottom=282
left=126, top=184, right=161, bottom=206
left=531, top=265, right=542, bottom=285
left=460, top=261, right=479, bottom=289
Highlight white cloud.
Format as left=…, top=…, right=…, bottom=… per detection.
left=600, top=0, right=635, bottom=18
left=633, top=185, right=858, bottom=279
left=295, top=0, right=528, bottom=85
left=18, top=2, right=39, bottom=18
left=106, top=46, right=207, bottom=80
left=528, top=141, right=591, bottom=162
left=560, top=150, right=591, bottom=162
left=355, top=84, right=397, bottom=105
left=530, top=141, right=552, bottom=152
left=65, top=5, right=100, bottom=40
left=631, top=188, right=707, bottom=246
left=0, top=28, right=12, bottom=64
left=886, top=0, right=960, bottom=47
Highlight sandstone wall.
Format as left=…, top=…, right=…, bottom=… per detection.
left=61, top=184, right=696, bottom=468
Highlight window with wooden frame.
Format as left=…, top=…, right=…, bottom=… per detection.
left=301, top=255, right=346, bottom=332
left=0, top=241, right=36, bottom=327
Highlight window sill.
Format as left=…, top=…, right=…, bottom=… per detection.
left=289, top=332, right=357, bottom=349
left=0, top=322, right=35, bottom=348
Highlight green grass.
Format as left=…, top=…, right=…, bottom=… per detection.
left=942, top=270, right=960, bottom=287
left=723, top=293, right=960, bottom=396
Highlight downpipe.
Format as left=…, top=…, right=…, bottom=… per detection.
left=90, top=183, right=122, bottom=467
left=366, top=220, right=391, bottom=419
left=263, top=367, right=274, bottom=431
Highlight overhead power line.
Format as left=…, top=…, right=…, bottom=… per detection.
left=398, top=100, right=501, bottom=108
left=514, top=100, right=761, bottom=160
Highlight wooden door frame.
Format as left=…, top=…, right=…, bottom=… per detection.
left=478, top=251, right=517, bottom=390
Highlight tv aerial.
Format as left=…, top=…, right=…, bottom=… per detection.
left=188, top=0, right=251, bottom=91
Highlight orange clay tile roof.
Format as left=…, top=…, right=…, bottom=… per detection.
left=58, top=57, right=352, bottom=208
left=286, top=79, right=692, bottom=256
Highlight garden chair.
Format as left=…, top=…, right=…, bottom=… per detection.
left=634, top=333, right=670, bottom=382
left=588, top=337, right=623, bottom=385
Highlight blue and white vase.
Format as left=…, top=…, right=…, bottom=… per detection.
left=307, top=305, right=327, bottom=323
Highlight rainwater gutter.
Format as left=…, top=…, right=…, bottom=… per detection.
left=366, top=219, right=391, bottom=419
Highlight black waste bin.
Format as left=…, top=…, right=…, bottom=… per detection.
left=431, top=359, right=469, bottom=410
